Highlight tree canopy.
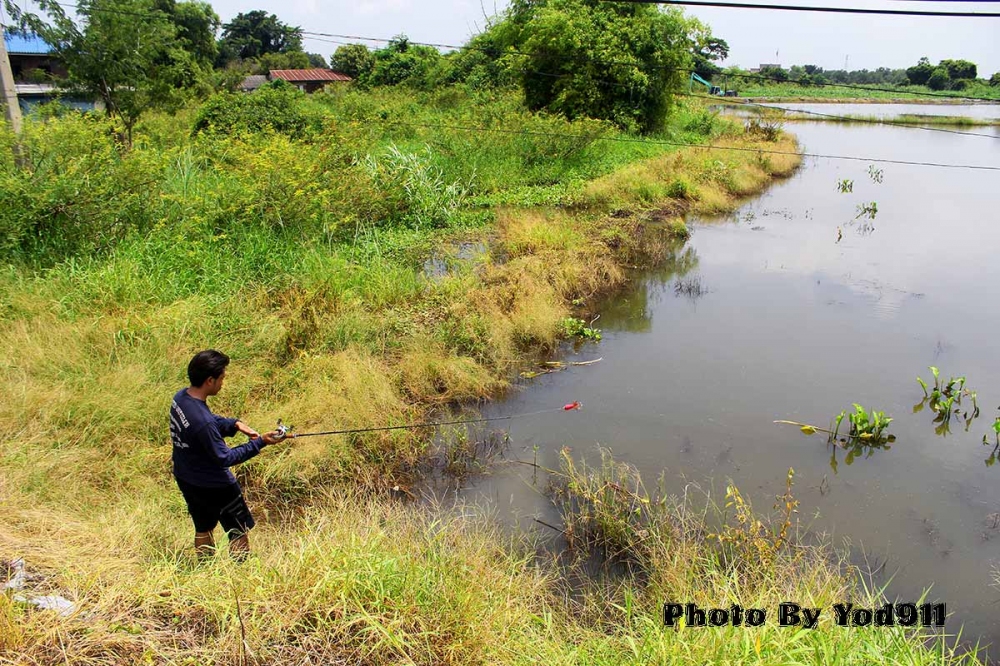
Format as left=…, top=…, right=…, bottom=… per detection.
left=470, top=0, right=694, bottom=134
left=217, top=10, right=303, bottom=65
left=331, top=44, right=376, bottom=79
left=22, top=0, right=205, bottom=145
left=906, top=56, right=978, bottom=89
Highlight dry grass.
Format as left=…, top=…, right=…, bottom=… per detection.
left=0, top=130, right=839, bottom=666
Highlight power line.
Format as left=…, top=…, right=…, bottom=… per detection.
left=604, top=0, right=1000, bottom=17
left=375, top=120, right=1000, bottom=171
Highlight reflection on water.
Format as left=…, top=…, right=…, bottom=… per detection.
left=461, top=111, right=1000, bottom=657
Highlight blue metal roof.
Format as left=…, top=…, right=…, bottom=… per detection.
left=4, top=32, right=52, bottom=55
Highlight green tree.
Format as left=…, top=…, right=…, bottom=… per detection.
left=23, top=0, right=197, bottom=146
left=759, top=65, right=788, bottom=82
left=991, top=72, right=1000, bottom=87
left=171, top=1, right=220, bottom=66
left=306, top=52, right=328, bottom=69
left=256, top=51, right=310, bottom=73
left=217, top=10, right=302, bottom=65
left=939, top=58, right=976, bottom=81
left=906, top=57, right=934, bottom=85
left=331, top=43, right=375, bottom=79
left=478, top=0, right=692, bottom=134
left=688, top=21, right=728, bottom=81
left=927, top=66, right=950, bottom=91
left=365, top=36, right=445, bottom=89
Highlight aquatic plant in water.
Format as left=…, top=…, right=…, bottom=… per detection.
left=837, top=178, right=854, bottom=194
left=776, top=405, right=895, bottom=450
left=983, top=415, right=1000, bottom=467
left=855, top=202, right=878, bottom=220
left=560, top=316, right=602, bottom=341
left=914, top=367, right=979, bottom=436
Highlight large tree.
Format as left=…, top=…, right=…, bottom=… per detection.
left=906, top=57, right=935, bottom=86
left=365, top=36, right=445, bottom=89
left=939, top=59, right=976, bottom=82
left=11, top=0, right=200, bottom=146
left=331, top=43, right=375, bottom=79
left=476, top=0, right=693, bottom=134
left=688, top=19, right=729, bottom=81
left=170, top=1, right=221, bottom=66
left=217, top=10, right=303, bottom=65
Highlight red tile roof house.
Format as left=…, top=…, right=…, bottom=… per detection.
left=268, top=69, right=352, bottom=93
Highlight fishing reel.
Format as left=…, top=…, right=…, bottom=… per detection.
left=274, top=419, right=294, bottom=441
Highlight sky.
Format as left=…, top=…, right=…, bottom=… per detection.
left=10, top=0, right=1000, bottom=75
left=196, top=0, right=1000, bottom=76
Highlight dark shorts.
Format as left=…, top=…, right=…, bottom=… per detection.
left=175, top=477, right=255, bottom=538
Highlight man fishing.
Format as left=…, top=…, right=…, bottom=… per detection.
left=170, top=350, right=285, bottom=561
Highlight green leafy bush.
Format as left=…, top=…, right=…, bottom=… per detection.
left=193, top=82, right=323, bottom=137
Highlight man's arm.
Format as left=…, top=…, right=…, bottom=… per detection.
left=195, top=422, right=265, bottom=468
left=214, top=416, right=239, bottom=438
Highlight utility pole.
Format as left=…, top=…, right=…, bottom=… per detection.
left=0, top=27, right=24, bottom=135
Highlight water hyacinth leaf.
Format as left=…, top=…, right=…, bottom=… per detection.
left=917, top=376, right=928, bottom=396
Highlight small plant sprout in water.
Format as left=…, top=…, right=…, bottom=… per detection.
left=983, top=415, right=1000, bottom=468
left=914, top=367, right=979, bottom=435
left=560, top=316, right=602, bottom=341
left=868, top=165, right=884, bottom=184
left=775, top=405, right=896, bottom=470
left=855, top=202, right=878, bottom=221
left=837, top=178, right=854, bottom=194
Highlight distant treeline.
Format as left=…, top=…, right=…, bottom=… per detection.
left=719, top=58, right=998, bottom=92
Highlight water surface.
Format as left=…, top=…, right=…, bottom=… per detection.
left=461, top=112, right=1000, bottom=654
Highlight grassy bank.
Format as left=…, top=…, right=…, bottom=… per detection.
left=774, top=113, right=1000, bottom=127
left=731, top=81, right=1000, bottom=103
left=0, top=86, right=980, bottom=664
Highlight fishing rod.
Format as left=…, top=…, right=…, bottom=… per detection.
left=266, top=402, right=583, bottom=442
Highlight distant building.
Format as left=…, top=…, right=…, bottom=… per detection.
left=3, top=31, right=99, bottom=112
left=239, top=68, right=352, bottom=94
left=238, top=74, right=268, bottom=92
left=4, top=32, right=67, bottom=81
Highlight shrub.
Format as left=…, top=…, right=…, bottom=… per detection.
left=0, top=114, right=162, bottom=260
left=927, top=67, right=950, bottom=91
left=359, top=145, right=472, bottom=229
left=193, top=82, right=323, bottom=137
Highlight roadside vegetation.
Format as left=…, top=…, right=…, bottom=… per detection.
left=0, top=0, right=986, bottom=663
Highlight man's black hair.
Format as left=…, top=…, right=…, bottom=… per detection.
left=188, top=350, right=230, bottom=387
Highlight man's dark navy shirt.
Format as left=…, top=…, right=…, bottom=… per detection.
left=170, top=388, right=263, bottom=487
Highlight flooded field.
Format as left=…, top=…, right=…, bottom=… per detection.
left=761, top=102, right=1000, bottom=120
left=461, top=113, right=1000, bottom=652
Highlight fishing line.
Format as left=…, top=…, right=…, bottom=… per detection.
left=280, top=402, right=583, bottom=440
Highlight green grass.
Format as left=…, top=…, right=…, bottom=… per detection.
left=732, top=81, right=1000, bottom=102
left=0, top=85, right=979, bottom=664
